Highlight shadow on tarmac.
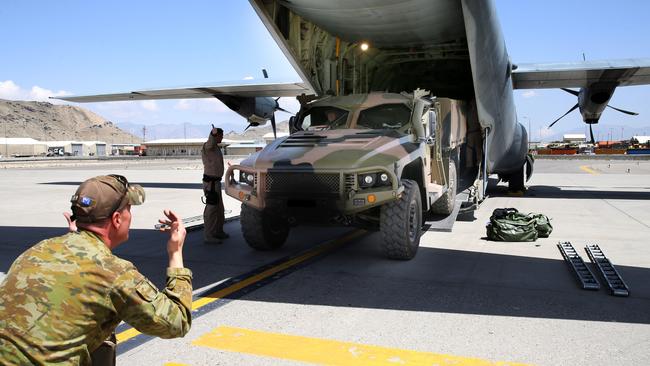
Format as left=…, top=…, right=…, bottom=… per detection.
left=40, top=181, right=203, bottom=190
left=1, top=223, right=649, bottom=325
left=489, top=184, right=650, bottom=200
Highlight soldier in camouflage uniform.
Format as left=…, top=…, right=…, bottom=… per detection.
left=0, top=174, right=193, bottom=365
left=202, top=126, right=228, bottom=243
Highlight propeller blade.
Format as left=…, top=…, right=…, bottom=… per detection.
left=274, top=98, right=295, bottom=114
left=607, top=105, right=639, bottom=116
left=548, top=103, right=579, bottom=128
left=561, top=88, right=580, bottom=96
left=271, top=114, right=277, bottom=139
left=589, top=124, right=595, bottom=145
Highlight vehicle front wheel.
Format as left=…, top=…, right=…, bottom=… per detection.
left=380, top=179, right=422, bottom=260
left=240, top=204, right=289, bottom=250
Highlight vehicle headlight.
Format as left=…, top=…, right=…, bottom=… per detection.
left=358, top=172, right=392, bottom=188
left=359, top=173, right=375, bottom=188
left=238, top=171, right=255, bottom=186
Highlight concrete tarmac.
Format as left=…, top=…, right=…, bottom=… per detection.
left=1, top=158, right=649, bottom=365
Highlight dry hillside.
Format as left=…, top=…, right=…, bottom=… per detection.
left=0, top=99, right=140, bottom=143
left=224, top=120, right=290, bottom=141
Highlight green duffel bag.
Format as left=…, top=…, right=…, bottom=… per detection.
left=486, top=208, right=553, bottom=241
left=529, top=213, right=553, bottom=238
left=486, top=209, right=538, bottom=242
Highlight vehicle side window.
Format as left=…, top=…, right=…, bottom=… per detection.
left=356, top=104, right=411, bottom=130
left=298, top=107, right=349, bottom=131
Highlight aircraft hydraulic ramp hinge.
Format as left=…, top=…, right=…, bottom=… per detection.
left=557, top=242, right=600, bottom=290
left=585, top=244, right=630, bottom=297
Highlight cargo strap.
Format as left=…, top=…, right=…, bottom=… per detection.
left=557, top=241, right=600, bottom=290
left=585, top=244, right=630, bottom=297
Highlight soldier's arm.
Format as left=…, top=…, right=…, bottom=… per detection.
left=112, top=267, right=193, bottom=338
left=204, top=130, right=218, bottom=150
left=113, top=210, right=192, bottom=338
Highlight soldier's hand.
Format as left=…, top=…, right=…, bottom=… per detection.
left=159, top=209, right=186, bottom=268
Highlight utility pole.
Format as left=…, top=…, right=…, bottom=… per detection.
left=621, top=127, right=624, bottom=141
left=142, top=126, right=147, bottom=142
left=4, top=120, right=7, bottom=158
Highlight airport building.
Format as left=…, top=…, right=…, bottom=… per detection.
left=46, top=141, right=108, bottom=157
left=0, top=138, right=48, bottom=157
left=144, top=138, right=262, bottom=156
left=563, top=134, right=587, bottom=143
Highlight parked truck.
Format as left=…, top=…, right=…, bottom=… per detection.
left=225, top=89, right=483, bottom=259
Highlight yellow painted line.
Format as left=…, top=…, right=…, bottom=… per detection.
left=116, top=327, right=141, bottom=343
left=164, top=363, right=189, bottom=366
left=116, top=230, right=365, bottom=344
left=193, top=326, right=532, bottom=366
left=579, top=165, right=600, bottom=175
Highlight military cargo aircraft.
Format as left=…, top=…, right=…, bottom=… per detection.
left=58, top=1, right=650, bottom=257
left=59, top=0, right=650, bottom=191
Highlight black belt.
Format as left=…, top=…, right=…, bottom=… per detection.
left=203, top=174, right=221, bottom=182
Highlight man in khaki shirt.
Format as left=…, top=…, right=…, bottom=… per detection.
left=0, top=174, right=192, bottom=365
left=202, top=127, right=228, bottom=243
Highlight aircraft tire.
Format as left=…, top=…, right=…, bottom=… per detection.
left=380, top=179, right=422, bottom=260
left=240, top=204, right=289, bottom=250
left=507, top=164, right=526, bottom=193
left=430, top=160, right=457, bottom=215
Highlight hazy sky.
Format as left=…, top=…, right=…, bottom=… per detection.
left=1, top=0, right=649, bottom=140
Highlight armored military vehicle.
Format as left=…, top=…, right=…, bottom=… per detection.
left=224, top=89, right=482, bottom=259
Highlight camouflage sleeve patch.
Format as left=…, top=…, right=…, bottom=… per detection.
left=111, top=266, right=192, bottom=339
left=135, top=279, right=159, bottom=302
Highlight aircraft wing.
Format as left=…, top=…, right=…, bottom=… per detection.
left=56, top=81, right=314, bottom=103
left=512, top=59, right=650, bottom=89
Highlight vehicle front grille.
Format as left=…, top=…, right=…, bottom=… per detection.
left=344, top=174, right=356, bottom=191
left=265, top=172, right=340, bottom=195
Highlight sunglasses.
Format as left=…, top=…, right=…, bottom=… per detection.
left=108, top=174, right=130, bottom=214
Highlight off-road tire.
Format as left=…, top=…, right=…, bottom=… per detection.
left=240, top=204, right=289, bottom=250
left=380, top=179, right=422, bottom=260
left=507, top=164, right=526, bottom=193
left=431, top=161, right=457, bottom=215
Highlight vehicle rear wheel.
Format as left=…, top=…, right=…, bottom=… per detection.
left=240, top=204, right=289, bottom=250
left=431, top=160, right=457, bottom=215
left=380, top=179, right=422, bottom=260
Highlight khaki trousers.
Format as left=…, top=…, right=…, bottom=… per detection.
left=203, top=181, right=224, bottom=240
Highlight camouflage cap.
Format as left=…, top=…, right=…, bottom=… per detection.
left=70, top=175, right=145, bottom=223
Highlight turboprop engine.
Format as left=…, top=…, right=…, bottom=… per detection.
left=215, top=95, right=288, bottom=138
left=549, top=83, right=638, bottom=144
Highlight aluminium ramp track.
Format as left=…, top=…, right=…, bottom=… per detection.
left=585, top=244, right=630, bottom=297
left=557, top=241, right=600, bottom=290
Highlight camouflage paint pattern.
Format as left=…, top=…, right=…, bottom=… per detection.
left=224, top=92, right=479, bottom=217
left=225, top=92, right=439, bottom=213
left=0, top=230, right=192, bottom=365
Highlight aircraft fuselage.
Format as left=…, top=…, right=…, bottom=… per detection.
left=251, top=0, right=528, bottom=178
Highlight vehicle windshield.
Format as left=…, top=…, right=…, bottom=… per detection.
left=299, top=106, right=349, bottom=131
left=356, top=104, right=411, bottom=130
